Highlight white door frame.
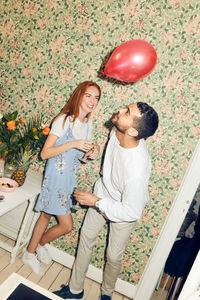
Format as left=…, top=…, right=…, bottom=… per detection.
left=134, top=139, right=200, bottom=300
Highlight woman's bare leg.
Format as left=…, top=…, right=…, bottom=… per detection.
left=39, top=214, right=73, bottom=246
left=27, top=212, right=51, bottom=253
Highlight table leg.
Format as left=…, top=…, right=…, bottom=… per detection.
left=10, top=196, right=37, bottom=264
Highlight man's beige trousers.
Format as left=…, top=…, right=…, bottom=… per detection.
left=69, top=207, right=135, bottom=296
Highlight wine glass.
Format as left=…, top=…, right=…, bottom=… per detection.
left=79, top=152, right=88, bottom=164
left=79, top=147, right=94, bottom=164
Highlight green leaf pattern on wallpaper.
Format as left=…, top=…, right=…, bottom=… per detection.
left=0, top=0, right=199, bottom=284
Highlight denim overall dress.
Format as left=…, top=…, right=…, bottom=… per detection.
left=35, top=122, right=89, bottom=215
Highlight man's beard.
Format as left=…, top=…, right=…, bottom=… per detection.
left=110, top=113, right=126, bottom=133
left=111, top=112, right=119, bottom=124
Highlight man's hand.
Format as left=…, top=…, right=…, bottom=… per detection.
left=74, top=191, right=98, bottom=206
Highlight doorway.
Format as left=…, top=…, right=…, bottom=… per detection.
left=133, top=140, right=200, bottom=300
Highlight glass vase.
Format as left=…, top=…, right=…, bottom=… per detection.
left=4, top=163, right=16, bottom=178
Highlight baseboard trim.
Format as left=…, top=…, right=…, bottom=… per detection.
left=46, top=244, right=136, bottom=298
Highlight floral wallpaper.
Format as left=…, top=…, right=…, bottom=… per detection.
left=1, top=0, right=200, bottom=285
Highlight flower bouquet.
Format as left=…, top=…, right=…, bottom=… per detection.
left=0, top=111, right=50, bottom=185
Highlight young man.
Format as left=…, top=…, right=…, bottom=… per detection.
left=54, top=102, right=159, bottom=300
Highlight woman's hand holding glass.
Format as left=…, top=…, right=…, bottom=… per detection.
left=72, top=139, right=94, bottom=152
left=87, top=144, right=100, bottom=160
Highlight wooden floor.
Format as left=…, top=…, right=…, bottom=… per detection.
left=0, top=234, right=167, bottom=300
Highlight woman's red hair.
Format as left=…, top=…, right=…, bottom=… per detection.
left=55, top=81, right=101, bottom=127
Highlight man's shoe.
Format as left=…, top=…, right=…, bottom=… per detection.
left=100, top=295, right=111, bottom=300
left=53, top=285, right=84, bottom=299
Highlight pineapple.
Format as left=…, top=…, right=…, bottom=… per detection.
left=11, top=149, right=32, bottom=186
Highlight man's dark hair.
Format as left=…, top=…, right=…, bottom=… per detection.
left=134, top=102, right=159, bottom=140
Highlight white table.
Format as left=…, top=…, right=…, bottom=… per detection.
left=0, top=169, right=42, bottom=263
left=0, top=272, right=61, bottom=299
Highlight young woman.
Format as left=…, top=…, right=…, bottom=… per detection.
left=22, top=81, right=101, bottom=275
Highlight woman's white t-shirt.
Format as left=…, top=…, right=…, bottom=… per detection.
left=50, top=115, right=92, bottom=140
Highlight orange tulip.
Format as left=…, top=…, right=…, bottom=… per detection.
left=32, top=128, right=37, bottom=132
left=7, top=121, right=16, bottom=130
left=42, top=126, right=50, bottom=136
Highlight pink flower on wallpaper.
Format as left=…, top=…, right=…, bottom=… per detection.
left=9, top=52, right=23, bottom=66
left=150, top=226, right=160, bottom=237
left=118, top=31, right=130, bottom=42
left=91, top=103, right=105, bottom=121
left=45, top=106, right=54, bottom=115
left=135, top=20, right=145, bottom=30
left=165, top=71, right=183, bottom=90
left=101, top=13, right=115, bottom=28
left=65, top=231, right=78, bottom=244
left=22, top=67, right=31, bottom=77
left=161, top=30, right=175, bottom=45
left=162, top=209, right=169, bottom=217
left=194, top=54, right=200, bottom=69
left=10, top=39, right=19, bottom=49
left=122, top=256, right=134, bottom=268
left=189, top=82, right=200, bottom=94
left=62, top=14, right=72, bottom=26
left=154, top=160, right=173, bottom=176
left=176, top=94, right=187, bottom=104
left=72, top=44, right=81, bottom=55
left=141, top=85, right=155, bottom=98
left=169, top=135, right=180, bottom=147
left=130, top=272, right=141, bottom=283
left=47, top=0, right=59, bottom=11
left=51, top=36, right=66, bottom=53
left=123, top=2, right=141, bottom=18
left=156, top=146, right=167, bottom=155
left=47, top=65, right=56, bottom=75
left=115, top=88, right=132, bottom=105
left=6, top=78, right=14, bottom=87
left=179, top=49, right=190, bottom=60
left=17, top=96, right=27, bottom=110
left=0, top=49, right=6, bottom=58
left=190, top=125, right=200, bottom=137
left=149, top=186, right=160, bottom=198
left=61, top=56, right=69, bottom=66
left=159, top=103, right=170, bottom=114
left=168, top=0, right=181, bottom=7
left=37, top=18, right=47, bottom=28
left=32, top=48, right=43, bottom=61
left=139, top=210, right=153, bottom=223
left=75, top=17, right=91, bottom=33
left=184, top=16, right=200, bottom=35
left=20, top=29, right=29, bottom=39
left=24, top=3, right=39, bottom=18
left=91, top=33, right=101, bottom=45
left=130, top=234, right=141, bottom=245
left=174, top=107, right=193, bottom=124
left=59, top=69, right=74, bottom=83
left=0, top=99, right=9, bottom=112
left=147, top=8, right=158, bottom=20
left=77, top=4, right=87, bottom=13
left=91, top=163, right=101, bottom=175
left=83, top=66, right=97, bottom=78
left=148, top=128, right=163, bottom=144
left=12, top=1, right=21, bottom=10
left=170, top=178, right=181, bottom=190
left=55, top=94, right=65, bottom=106
left=76, top=210, right=85, bottom=221
left=1, top=20, right=16, bottom=38
left=35, top=86, right=50, bottom=103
